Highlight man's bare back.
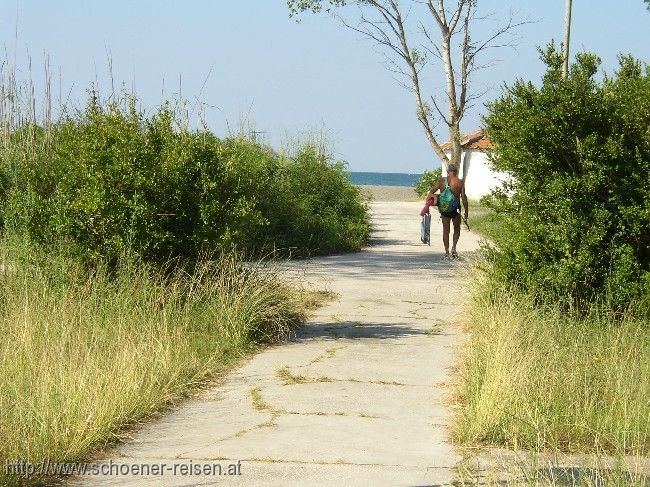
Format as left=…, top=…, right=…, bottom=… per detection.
left=442, top=174, right=465, bottom=201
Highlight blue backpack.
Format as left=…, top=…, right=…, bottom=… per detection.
left=438, top=177, right=459, bottom=214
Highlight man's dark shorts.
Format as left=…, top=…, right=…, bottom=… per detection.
left=439, top=209, right=460, bottom=219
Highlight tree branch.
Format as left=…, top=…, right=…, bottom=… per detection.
left=287, top=0, right=529, bottom=169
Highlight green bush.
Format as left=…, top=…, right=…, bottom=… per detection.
left=483, top=45, right=650, bottom=312
left=0, top=94, right=369, bottom=263
left=259, top=144, right=370, bottom=255
left=413, top=167, right=442, bottom=197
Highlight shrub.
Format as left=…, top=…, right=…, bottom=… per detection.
left=259, top=144, right=370, bottom=256
left=0, top=94, right=369, bottom=263
left=483, top=45, right=650, bottom=312
left=413, top=167, right=442, bottom=197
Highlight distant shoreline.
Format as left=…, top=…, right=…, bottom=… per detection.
left=356, top=184, right=420, bottom=202
left=348, top=172, right=422, bottom=187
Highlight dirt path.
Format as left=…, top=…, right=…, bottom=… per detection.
left=76, top=201, right=481, bottom=486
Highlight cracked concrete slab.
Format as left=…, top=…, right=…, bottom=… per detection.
left=185, top=413, right=455, bottom=468
left=260, top=381, right=450, bottom=421
left=77, top=457, right=457, bottom=486
left=73, top=201, right=481, bottom=486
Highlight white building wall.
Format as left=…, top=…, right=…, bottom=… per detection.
left=442, top=149, right=507, bottom=199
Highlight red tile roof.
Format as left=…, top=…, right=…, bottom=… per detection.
left=440, top=129, right=494, bottom=151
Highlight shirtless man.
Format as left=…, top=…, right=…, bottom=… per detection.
left=425, top=164, right=468, bottom=258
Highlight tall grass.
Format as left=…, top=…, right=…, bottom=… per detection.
left=456, top=448, right=650, bottom=486
left=454, top=273, right=649, bottom=455
left=467, top=210, right=510, bottom=244
left=0, top=237, right=307, bottom=485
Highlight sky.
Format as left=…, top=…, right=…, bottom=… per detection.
left=0, top=1, right=648, bottom=173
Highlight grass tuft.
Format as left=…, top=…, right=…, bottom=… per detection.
left=276, top=366, right=310, bottom=385
left=453, top=272, right=649, bottom=456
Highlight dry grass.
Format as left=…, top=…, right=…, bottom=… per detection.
left=0, top=239, right=307, bottom=485
left=455, top=446, right=650, bottom=486
left=453, top=273, right=649, bottom=456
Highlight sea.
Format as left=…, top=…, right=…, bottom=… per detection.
left=348, top=172, right=422, bottom=187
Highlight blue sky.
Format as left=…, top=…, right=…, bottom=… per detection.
left=1, top=1, right=648, bottom=172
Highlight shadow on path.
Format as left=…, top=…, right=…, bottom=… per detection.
left=295, top=320, right=437, bottom=341
left=294, top=248, right=479, bottom=281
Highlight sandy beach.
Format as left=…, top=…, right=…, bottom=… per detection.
left=357, top=184, right=420, bottom=202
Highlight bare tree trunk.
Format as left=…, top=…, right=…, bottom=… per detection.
left=562, top=0, right=572, bottom=78
left=288, top=0, right=525, bottom=170
left=442, top=34, right=462, bottom=166
left=428, top=0, right=467, bottom=168
left=411, top=69, right=451, bottom=166
left=389, top=1, right=451, bottom=166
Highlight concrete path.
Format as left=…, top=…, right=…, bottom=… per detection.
left=76, top=201, right=481, bottom=487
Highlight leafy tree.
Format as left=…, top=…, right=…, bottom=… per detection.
left=483, top=44, right=650, bottom=313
